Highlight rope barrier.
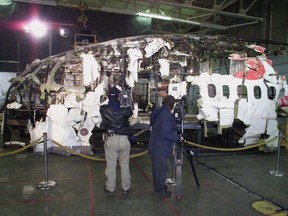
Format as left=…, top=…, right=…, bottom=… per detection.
left=0, top=137, right=149, bottom=160
left=134, top=129, right=148, bottom=137
left=0, top=138, right=42, bottom=157
left=51, top=139, right=148, bottom=161
left=0, top=134, right=277, bottom=158
left=185, top=136, right=277, bottom=152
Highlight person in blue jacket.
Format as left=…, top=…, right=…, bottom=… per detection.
left=148, top=95, right=183, bottom=197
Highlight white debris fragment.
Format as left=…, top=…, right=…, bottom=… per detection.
left=80, top=52, right=100, bottom=86
left=6, top=102, right=22, bottom=109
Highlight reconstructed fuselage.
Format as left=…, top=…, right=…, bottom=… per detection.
left=4, top=34, right=288, bottom=154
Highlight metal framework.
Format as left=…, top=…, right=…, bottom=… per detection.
left=13, top=0, right=264, bottom=33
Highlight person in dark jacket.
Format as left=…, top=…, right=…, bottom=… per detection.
left=148, top=95, right=183, bottom=197
left=100, top=87, right=133, bottom=196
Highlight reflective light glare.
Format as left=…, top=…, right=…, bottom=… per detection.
left=27, top=20, right=48, bottom=38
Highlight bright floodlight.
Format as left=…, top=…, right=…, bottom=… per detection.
left=27, top=20, right=48, bottom=38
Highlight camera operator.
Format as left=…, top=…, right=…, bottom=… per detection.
left=148, top=95, right=183, bottom=197
left=100, top=87, right=133, bottom=196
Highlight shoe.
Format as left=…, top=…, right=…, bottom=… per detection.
left=104, top=186, right=115, bottom=196
left=153, top=190, right=172, bottom=198
left=122, top=188, right=130, bottom=195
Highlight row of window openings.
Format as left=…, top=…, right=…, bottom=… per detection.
left=207, top=84, right=276, bottom=100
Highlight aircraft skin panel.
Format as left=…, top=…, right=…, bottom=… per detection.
left=187, top=55, right=283, bottom=147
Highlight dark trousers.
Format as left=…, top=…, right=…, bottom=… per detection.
left=151, top=154, right=169, bottom=193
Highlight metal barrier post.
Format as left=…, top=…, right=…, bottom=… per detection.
left=37, top=132, right=57, bottom=189
left=269, top=131, right=285, bottom=177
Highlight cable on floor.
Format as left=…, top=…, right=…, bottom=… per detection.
left=196, top=157, right=288, bottom=213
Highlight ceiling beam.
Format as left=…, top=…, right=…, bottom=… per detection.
left=14, top=0, right=56, bottom=6
left=153, top=0, right=263, bottom=21
left=101, top=6, right=228, bottom=30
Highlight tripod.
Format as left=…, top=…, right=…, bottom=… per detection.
left=172, top=139, right=200, bottom=200
left=169, top=115, right=200, bottom=200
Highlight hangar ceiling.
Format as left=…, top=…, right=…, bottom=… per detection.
left=12, top=0, right=264, bottom=34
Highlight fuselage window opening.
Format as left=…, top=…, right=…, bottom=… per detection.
left=254, top=86, right=261, bottom=99
left=208, top=84, right=216, bottom=98
left=187, top=84, right=200, bottom=114
left=229, top=58, right=245, bottom=76
left=278, top=87, right=285, bottom=99
left=222, top=85, right=230, bottom=98
left=267, top=86, right=276, bottom=100
left=237, top=85, right=247, bottom=99
left=133, top=78, right=151, bottom=112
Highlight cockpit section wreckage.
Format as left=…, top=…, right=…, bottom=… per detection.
left=4, top=34, right=288, bottom=155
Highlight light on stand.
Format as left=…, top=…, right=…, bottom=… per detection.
left=23, top=19, right=70, bottom=57
left=59, top=27, right=70, bottom=38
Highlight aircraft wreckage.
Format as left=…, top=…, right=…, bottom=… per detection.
left=4, top=34, right=288, bottom=154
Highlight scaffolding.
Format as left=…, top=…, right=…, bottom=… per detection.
left=74, top=33, right=97, bottom=47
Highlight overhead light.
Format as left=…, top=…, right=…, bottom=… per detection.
left=137, top=12, right=172, bottom=21
left=13, top=0, right=56, bottom=6
left=0, top=0, right=13, bottom=6
left=159, top=9, right=165, bottom=15
left=101, top=7, right=227, bottom=30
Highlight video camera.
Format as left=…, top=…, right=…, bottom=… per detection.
left=119, top=88, right=134, bottom=110
left=173, top=96, right=187, bottom=134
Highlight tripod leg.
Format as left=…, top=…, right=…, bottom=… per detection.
left=174, top=158, right=183, bottom=200
left=187, top=149, right=200, bottom=187
left=166, top=145, right=176, bottom=184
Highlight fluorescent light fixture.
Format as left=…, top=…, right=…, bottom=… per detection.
left=100, top=6, right=227, bottom=30
left=0, top=0, right=13, bottom=6
left=137, top=12, right=172, bottom=21
left=13, top=0, right=56, bottom=6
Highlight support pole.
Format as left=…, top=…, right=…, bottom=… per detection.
left=37, top=132, right=57, bottom=190
left=269, top=131, right=285, bottom=177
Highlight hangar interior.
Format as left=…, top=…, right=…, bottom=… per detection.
left=0, top=1, right=288, bottom=216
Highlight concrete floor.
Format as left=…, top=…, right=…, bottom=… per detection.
left=0, top=144, right=288, bottom=216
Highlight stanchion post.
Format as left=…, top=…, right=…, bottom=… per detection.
left=269, top=131, right=285, bottom=177
left=37, top=132, right=57, bottom=189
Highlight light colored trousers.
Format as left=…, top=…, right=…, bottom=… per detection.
left=104, top=135, right=131, bottom=191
